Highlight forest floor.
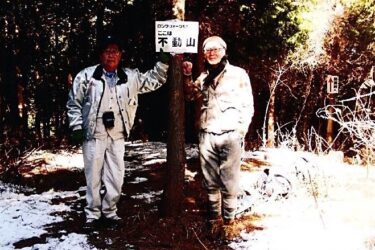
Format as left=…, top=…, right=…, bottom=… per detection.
left=1, top=141, right=375, bottom=250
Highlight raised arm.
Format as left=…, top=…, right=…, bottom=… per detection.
left=133, top=62, right=169, bottom=94
left=182, top=61, right=203, bottom=101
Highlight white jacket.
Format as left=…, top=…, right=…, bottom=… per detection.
left=66, top=62, right=168, bottom=139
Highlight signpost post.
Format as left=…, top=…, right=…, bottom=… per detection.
left=326, top=75, right=339, bottom=144
left=156, top=18, right=199, bottom=217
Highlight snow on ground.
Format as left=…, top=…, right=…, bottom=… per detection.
left=131, top=190, right=164, bottom=204
left=0, top=182, right=94, bottom=250
left=25, top=149, right=85, bottom=170
left=1, top=142, right=375, bottom=249
left=19, top=233, right=95, bottom=250
left=232, top=148, right=375, bottom=250
left=0, top=141, right=199, bottom=250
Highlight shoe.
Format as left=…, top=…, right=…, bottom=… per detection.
left=107, top=214, right=122, bottom=221
left=84, top=218, right=98, bottom=229
left=105, top=215, right=123, bottom=226
left=207, top=217, right=223, bottom=240
left=221, top=219, right=240, bottom=242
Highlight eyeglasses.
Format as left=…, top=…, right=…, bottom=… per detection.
left=103, top=49, right=121, bottom=55
left=203, top=47, right=223, bottom=54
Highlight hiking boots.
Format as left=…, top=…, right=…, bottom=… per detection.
left=104, top=214, right=123, bottom=227
left=207, top=217, right=224, bottom=239
left=106, top=214, right=122, bottom=222
left=221, top=219, right=241, bottom=241
left=84, top=217, right=99, bottom=230
left=207, top=217, right=242, bottom=241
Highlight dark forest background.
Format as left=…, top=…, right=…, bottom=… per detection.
left=0, top=0, right=374, bottom=158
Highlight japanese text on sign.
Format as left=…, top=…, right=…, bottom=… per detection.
left=326, top=75, right=339, bottom=94
left=155, top=21, right=199, bottom=54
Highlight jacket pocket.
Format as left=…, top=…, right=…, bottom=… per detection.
left=126, top=97, right=138, bottom=128
left=217, top=98, right=237, bottom=112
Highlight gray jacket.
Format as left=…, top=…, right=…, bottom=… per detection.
left=66, top=62, right=169, bottom=140
left=194, top=62, right=254, bottom=137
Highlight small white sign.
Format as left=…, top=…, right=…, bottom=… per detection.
left=327, top=75, right=339, bottom=94
left=155, top=21, right=199, bottom=54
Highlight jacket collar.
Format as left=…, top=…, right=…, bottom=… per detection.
left=92, top=64, right=128, bottom=84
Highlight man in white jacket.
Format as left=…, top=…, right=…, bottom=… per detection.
left=183, top=36, right=254, bottom=241
left=66, top=35, right=169, bottom=227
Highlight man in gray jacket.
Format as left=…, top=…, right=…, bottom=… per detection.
left=183, top=36, right=254, bottom=241
left=66, top=35, right=169, bottom=227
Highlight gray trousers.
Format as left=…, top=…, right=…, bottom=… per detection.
left=199, top=131, right=243, bottom=220
left=82, top=137, right=125, bottom=220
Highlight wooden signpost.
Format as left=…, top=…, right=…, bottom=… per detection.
left=156, top=15, right=199, bottom=216
left=326, top=75, right=339, bottom=144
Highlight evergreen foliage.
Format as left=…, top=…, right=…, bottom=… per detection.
left=0, top=0, right=373, bottom=154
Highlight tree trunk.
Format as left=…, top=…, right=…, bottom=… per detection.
left=299, top=70, right=315, bottom=145
left=162, top=55, right=186, bottom=217
left=266, top=80, right=275, bottom=147
left=0, top=46, right=6, bottom=139
left=161, top=0, right=186, bottom=217
left=4, top=50, right=20, bottom=129
left=326, top=95, right=334, bottom=144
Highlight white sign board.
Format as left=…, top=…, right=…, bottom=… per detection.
left=155, top=21, right=199, bottom=54
left=326, top=75, right=339, bottom=94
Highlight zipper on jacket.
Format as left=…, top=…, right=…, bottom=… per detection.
left=96, top=78, right=105, bottom=118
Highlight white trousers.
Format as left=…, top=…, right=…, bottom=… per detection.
left=199, top=131, right=243, bottom=220
left=82, top=137, right=125, bottom=219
